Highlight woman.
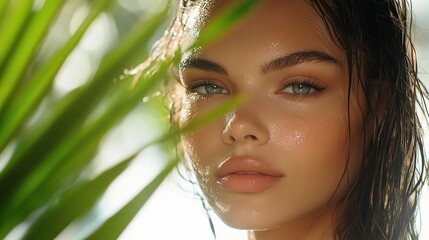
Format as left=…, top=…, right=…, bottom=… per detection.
left=138, top=0, right=428, bottom=239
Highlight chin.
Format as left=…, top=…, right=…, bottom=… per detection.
left=221, top=215, right=284, bottom=231
left=210, top=201, right=289, bottom=231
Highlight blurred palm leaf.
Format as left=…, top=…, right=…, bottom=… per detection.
left=0, top=0, right=257, bottom=239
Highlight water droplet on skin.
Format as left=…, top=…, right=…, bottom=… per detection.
left=270, top=123, right=307, bottom=150
left=251, top=209, right=258, bottom=217
left=214, top=200, right=231, bottom=214
left=269, top=42, right=280, bottom=53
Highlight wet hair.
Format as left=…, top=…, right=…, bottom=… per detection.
left=137, top=0, right=428, bottom=239
left=309, top=1, right=428, bottom=239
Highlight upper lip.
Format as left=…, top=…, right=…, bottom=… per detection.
left=216, top=156, right=284, bottom=177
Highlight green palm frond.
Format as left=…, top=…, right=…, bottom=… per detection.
left=0, top=0, right=257, bottom=239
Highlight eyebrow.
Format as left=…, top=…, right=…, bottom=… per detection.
left=179, top=50, right=340, bottom=75
left=179, top=58, right=228, bottom=75
left=261, top=51, right=340, bottom=74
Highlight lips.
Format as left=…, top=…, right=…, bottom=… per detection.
left=216, top=157, right=283, bottom=193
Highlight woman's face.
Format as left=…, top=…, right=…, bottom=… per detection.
left=178, top=0, right=366, bottom=233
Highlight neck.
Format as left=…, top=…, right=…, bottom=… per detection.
left=247, top=205, right=337, bottom=240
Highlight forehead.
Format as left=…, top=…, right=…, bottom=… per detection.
left=181, top=0, right=343, bottom=64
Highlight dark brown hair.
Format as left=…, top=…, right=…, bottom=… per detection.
left=309, top=1, right=428, bottom=239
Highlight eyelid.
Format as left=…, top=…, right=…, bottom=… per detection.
left=186, top=79, right=229, bottom=95
left=281, top=76, right=326, bottom=95
left=186, top=79, right=223, bottom=89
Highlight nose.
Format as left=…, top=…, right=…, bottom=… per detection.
left=221, top=110, right=269, bottom=146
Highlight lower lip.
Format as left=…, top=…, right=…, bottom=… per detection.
left=216, top=174, right=281, bottom=193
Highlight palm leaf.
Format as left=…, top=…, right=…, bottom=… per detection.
left=0, top=0, right=33, bottom=77
left=0, top=0, right=258, bottom=239
left=84, top=158, right=178, bottom=240
left=21, top=154, right=133, bottom=240
left=0, top=0, right=66, bottom=115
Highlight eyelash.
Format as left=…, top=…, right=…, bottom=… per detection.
left=282, top=77, right=326, bottom=96
left=184, top=77, right=326, bottom=97
left=186, top=79, right=228, bottom=95
left=187, top=79, right=214, bottom=89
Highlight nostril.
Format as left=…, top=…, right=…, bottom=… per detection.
left=230, top=136, right=235, bottom=142
left=245, top=135, right=257, bottom=141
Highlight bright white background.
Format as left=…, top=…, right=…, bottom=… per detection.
left=51, top=0, right=429, bottom=239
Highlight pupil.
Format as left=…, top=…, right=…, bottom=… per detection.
left=293, top=84, right=310, bottom=94
left=206, top=85, right=220, bottom=93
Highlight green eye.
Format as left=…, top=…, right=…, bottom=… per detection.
left=206, top=84, right=224, bottom=94
left=282, top=78, right=325, bottom=95
left=282, top=83, right=315, bottom=94
left=192, top=83, right=228, bottom=95
left=292, top=83, right=313, bottom=94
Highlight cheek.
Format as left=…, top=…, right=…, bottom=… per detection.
left=275, top=113, right=347, bottom=167
left=272, top=104, right=363, bottom=197
left=179, top=96, right=225, bottom=185
left=178, top=93, right=198, bottom=127
left=181, top=124, right=227, bottom=207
